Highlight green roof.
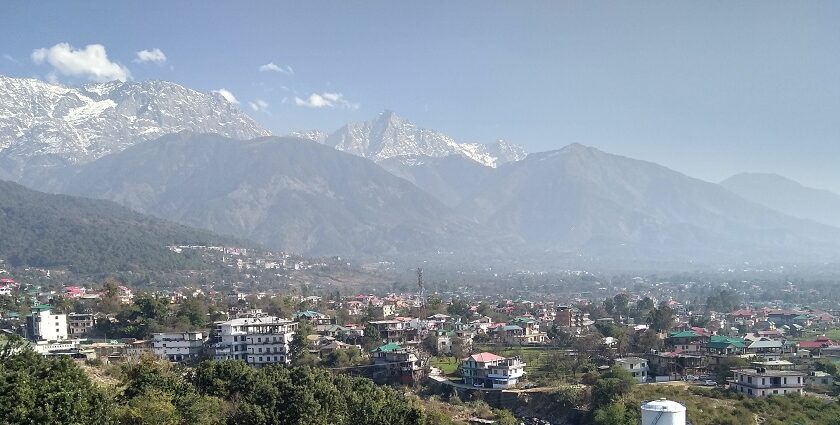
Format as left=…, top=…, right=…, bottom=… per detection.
left=31, top=304, right=52, bottom=312
left=374, top=343, right=401, bottom=352
left=669, top=331, right=700, bottom=338
left=707, top=335, right=746, bottom=348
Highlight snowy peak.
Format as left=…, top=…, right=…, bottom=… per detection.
left=0, top=75, right=270, bottom=164
left=286, top=129, right=328, bottom=143
left=322, top=110, right=526, bottom=167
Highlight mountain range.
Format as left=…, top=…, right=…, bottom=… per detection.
left=3, top=74, right=840, bottom=267
left=0, top=75, right=268, bottom=178
left=721, top=173, right=840, bottom=229
left=30, top=132, right=515, bottom=258
left=317, top=110, right=527, bottom=167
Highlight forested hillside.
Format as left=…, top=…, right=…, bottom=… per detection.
left=0, top=180, right=234, bottom=273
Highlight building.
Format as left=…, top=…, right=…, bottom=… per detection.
left=461, top=352, right=526, bottom=389
left=806, top=371, right=834, bottom=387
left=67, top=313, right=96, bottom=338
left=25, top=306, right=67, bottom=342
left=648, top=351, right=703, bottom=379
left=152, top=332, right=205, bottom=362
left=371, top=304, right=396, bottom=319
left=555, top=306, right=592, bottom=330
left=210, top=316, right=298, bottom=366
left=369, top=320, right=421, bottom=346
left=615, top=357, right=650, bottom=383
left=731, top=367, right=805, bottom=397
left=371, top=343, right=425, bottom=384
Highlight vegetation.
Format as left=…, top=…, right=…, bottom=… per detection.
left=0, top=180, right=234, bottom=273
left=0, top=339, right=453, bottom=425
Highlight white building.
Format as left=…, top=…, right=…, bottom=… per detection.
left=731, top=367, right=805, bottom=397
left=615, top=357, right=650, bottom=383
left=210, top=316, right=298, bottom=366
left=461, top=352, right=526, bottom=389
left=152, top=332, right=205, bottom=362
left=25, top=306, right=67, bottom=342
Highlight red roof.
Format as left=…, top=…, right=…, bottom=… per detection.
left=467, top=352, right=506, bottom=363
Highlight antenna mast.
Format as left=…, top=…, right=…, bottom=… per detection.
left=417, top=267, right=425, bottom=307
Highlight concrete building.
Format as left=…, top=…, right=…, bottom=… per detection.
left=25, top=306, right=67, bottom=342
left=210, top=316, right=298, bottom=366
left=461, top=352, right=526, bottom=389
left=615, top=357, right=650, bottom=383
left=152, top=332, right=205, bottom=362
left=555, top=306, right=592, bottom=329
left=67, top=313, right=96, bottom=338
left=371, top=343, right=425, bottom=384
left=731, top=367, right=805, bottom=397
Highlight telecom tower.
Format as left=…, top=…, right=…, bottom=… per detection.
left=417, top=267, right=425, bottom=307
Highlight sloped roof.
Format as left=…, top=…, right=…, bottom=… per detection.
left=669, top=330, right=700, bottom=338
left=467, top=352, right=505, bottom=363
left=374, top=343, right=401, bottom=352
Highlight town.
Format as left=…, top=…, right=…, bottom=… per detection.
left=3, top=253, right=840, bottom=424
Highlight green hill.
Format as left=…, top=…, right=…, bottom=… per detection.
left=0, top=180, right=236, bottom=273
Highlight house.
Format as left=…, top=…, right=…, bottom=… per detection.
left=648, top=350, right=704, bottom=379
left=370, top=304, right=396, bottom=319
left=731, top=367, right=805, bottom=397
left=746, top=338, right=783, bottom=361
left=371, top=343, right=425, bottom=384
left=293, top=310, right=334, bottom=326
left=798, top=336, right=836, bottom=354
left=152, top=332, right=205, bottom=362
left=668, top=330, right=707, bottom=352
left=806, top=371, right=834, bottom=387
left=25, top=305, right=67, bottom=342
left=614, top=357, right=649, bottom=383
left=460, top=352, right=526, bottom=389
left=210, top=316, right=298, bottom=366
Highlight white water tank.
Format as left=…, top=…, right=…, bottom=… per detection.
left=640, top=398, right=686, bottom=425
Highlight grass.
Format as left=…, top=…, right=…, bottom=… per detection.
left=431, top=356, right=461, bottom=377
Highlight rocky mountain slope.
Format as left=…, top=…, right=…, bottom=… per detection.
left=322, top=110, right=526, bottom=167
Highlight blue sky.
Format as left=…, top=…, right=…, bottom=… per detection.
left=2, top=1, right=840, bottom=191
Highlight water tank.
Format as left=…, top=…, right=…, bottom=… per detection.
left=640, top=398, right=686, bottom=425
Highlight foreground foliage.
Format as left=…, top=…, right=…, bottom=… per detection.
left=0, top=344, right=451, bottom=425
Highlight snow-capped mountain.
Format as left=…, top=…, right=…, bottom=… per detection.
left=286, top=129, right=328, bottom=144
left=0, top=75, right=269, bottom=164
left=322, top=110, right=526, bottom=167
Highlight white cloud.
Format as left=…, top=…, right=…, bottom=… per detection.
left=134, top=48, right=167, bottom=64
left=31, top=43, right=130, bottom=82
left=249, top=99, right=270, bottom=112
left=294, top=92, right=359, bottom=110
left=259, top=62, right=293, bottom=74
left=2, top=54, right=19, bottom=64
left=213, top=88, right=239, bottom=104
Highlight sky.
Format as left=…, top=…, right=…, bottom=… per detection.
left=2, top=1, right=839, bottom=191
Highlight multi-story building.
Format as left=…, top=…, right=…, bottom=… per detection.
left=210, top=316, right=298, bottom=366
left=371, top=343, right=425, bottom=384
left=67, top=313, right=96, bottom=338
left=152, top=332, right=205, bottom=362
left=731, top=367, right=805, bottom=397
left=370, top=320, right=421, bottom=346
left=555, top=306, right=591, bottom=329
left=615, top=357, right=650, bottom=383
left=25, top=305, right=67, bottom=342
left=460, top=352, right=526, bottom=389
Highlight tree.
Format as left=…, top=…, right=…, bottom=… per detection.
left=446, top=298, right=470, bottom=318
left=633, top=329, right=663, bottom=353
left=363, top=323, right=382, bottom=350
left=290, top=320, right=318, bottom=366
left=592, top=366, right=636, bottom=408
left=593, top=401, right=635, bottom=425
left=450, top=336, right=468, bottom=360
left=648, top=303, right=675, bottom=332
